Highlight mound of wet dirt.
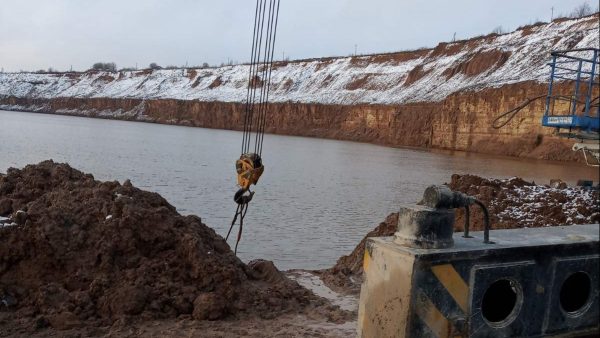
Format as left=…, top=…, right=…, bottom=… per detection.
left=448, top=174, right=600, bottom=231
left=0, top=161, right=329, bottom=332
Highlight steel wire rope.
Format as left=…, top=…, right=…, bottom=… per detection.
left=252, top=0, right=274, bottom=154
left=241, top=0, right=262, bottom=154
left=243, top=0, right=268, bottom=154
left=492, top=94, right=546, bottom=129
left=257, top=0, right=280, bottom=156
left=492, top=94, right=600, bottom=130
left=244, top=0, right=267, bottom=153
left=254, top=0, right=279, bottom=155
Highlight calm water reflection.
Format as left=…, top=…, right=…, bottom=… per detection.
left=1, top=110, right=597, bottom=269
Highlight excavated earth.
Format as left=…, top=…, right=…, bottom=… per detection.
left=0, top=161, right=350, bottom=337
left=448, top=174, right=600, bottom=231
left=322, top=174, right=600, bottom=293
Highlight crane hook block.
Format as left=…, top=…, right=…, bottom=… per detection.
left=236, top=153, right=264, bottom=190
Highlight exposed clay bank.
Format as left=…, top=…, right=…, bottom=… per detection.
left=0, top=81, right=586, bottom=163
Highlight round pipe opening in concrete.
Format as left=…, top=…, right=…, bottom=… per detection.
left=481, top=278, right=522, bottom=328
left=560, top=271, right=592, bottom=316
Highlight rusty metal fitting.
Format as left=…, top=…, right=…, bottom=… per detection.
left=420, top=185, right=475, bottom=209
left=395, top=185, right=493, bottom=249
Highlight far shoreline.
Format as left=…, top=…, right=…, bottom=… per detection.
left=1, top=105, right=596, bottom=175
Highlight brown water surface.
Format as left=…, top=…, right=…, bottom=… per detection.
left=1, top=110, right=597, bottom=269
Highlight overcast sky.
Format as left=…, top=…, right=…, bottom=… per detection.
left=0, top=0, right=596, bottom=72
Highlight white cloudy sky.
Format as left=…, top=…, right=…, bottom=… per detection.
left=0, top=0, right=596, bottom=72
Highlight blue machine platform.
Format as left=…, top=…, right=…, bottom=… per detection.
left=542, top=48, right=599, bottom=135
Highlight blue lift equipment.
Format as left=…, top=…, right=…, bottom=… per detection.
left=542, top=48, right=599, bottom=136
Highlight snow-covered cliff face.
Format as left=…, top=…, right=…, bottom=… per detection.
left=0, top=15, right=598, bottom=105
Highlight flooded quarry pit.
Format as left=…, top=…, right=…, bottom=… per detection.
left=1, top=109, right=597, bottom=270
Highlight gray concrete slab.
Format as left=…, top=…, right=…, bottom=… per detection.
left=373, top=224, right=599, bottom=257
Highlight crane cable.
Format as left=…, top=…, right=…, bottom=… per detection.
left=492, top=94, right=600, bottom=129
left=226, top=0, right=281, bottom=254
left=492, top=94, right=546, bottom=129
left=240, top=0, right=280, bottom=156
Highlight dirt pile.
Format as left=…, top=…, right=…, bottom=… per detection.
left=0, top=161, right=328, bottom=332
left=448, top=174, right=600, bottom=231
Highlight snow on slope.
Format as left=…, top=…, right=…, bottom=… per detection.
left=0, top=16, right=598, bottom=105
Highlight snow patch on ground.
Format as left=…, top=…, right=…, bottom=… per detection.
left=491, top=178, right=599, bottom=227
left=0, top=216, right=16, bottom=228
left=287, top=270, right=358, bottom=312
